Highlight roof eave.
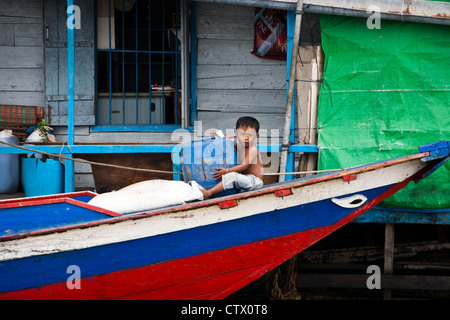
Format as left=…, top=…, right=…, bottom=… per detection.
left=192, top=0, right=450, bottom=25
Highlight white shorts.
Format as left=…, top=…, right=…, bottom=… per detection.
left=222, top=172, right=264, bottom=192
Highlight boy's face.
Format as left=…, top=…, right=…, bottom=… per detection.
left=235, top=126, right=258, bottom=148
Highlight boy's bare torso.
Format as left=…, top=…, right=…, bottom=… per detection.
left=236, top=143, right=264, bottom=180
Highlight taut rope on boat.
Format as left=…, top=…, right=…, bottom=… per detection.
left=0, top=140, right=182, bottom=176
left=0, top=140, right=342, bottom=177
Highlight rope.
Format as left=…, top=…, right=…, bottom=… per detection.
left=0, top=141, right=183, bottom=176
left=264, top=168, right=344, bottom=176
left=266, top=256, right=302, bottom=300
left=0, top=141, right=344, bottom=177
left=294, top=78, right=333, bottom=108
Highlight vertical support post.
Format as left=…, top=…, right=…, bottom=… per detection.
left=181, top=0, right=190, bottom=129
left=135, top=0, right=139, bottom=124
left=122, top=0, right=126, bottom=125
left=384, top=223, right=394, bottom=300
left=162, top=0, right=166, bottom=123
left=172, top=145, right=182, bottom=181
left=66, top=0, right=75, bottom=193
left=108, top=0, right=113, bottom=125
left=148, top=0, right=152, bottom=124
left=280, top=0, right=303, bottom=182
left=285, top=11, right=297, bottom=181
left=190, top=1, right=198, bottom=127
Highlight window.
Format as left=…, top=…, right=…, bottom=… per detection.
left=96, top=0, right=185, bottom=127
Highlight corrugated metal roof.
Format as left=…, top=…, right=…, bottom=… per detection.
left=193, top=0, right=450, bottom=25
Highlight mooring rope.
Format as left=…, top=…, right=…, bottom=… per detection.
left=0, top=141, right=182, bottom=175
left=0, top=140, right=344, bottom=177
left=264, top=168, right=345, bottom=175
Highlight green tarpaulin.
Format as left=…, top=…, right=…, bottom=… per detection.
left=318, top=15, right=449, bottom=209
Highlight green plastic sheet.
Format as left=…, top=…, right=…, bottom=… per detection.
left=317, top=15, right=450, bottom=209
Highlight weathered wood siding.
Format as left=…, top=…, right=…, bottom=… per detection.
left=0, top=0, right=45, bottom=106
left=196, top=3, right=287, bottom=137
left=44, top=0, right=96, bottom=126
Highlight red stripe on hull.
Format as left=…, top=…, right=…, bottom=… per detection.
left=1, top=178, right=410, bottom=300
left=1, top=227, right=328, bottom=300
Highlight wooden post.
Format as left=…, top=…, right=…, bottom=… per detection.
left=279, top=0, right=304, bottom=182
left=297, top=46, right=322, bottom=178
left=66, top=0, right=75, bottom=193
left=384, top=223, right=394, bottom=300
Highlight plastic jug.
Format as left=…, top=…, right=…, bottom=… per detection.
left=180, top=137, right=238, bottom=196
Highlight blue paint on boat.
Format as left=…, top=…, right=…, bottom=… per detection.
left=0, top=185, right=392, bottom=293
left=0, top=201, right=115, bottom=237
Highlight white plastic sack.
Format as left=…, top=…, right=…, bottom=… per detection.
left=25, top=127, right=56, bottom=143
left=88, top=180, right=204, bottom=214
left=0, top=130, right=14, bottom=138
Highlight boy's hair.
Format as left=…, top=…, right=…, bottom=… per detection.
left=236, top=116, right=260, bottom=133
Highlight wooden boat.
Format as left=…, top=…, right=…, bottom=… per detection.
left=0, top=141, right=448, bottom=300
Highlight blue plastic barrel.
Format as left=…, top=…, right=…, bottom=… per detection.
left=181, top=137, right=238, bottom=196
left=0, top=132, right=21, bottom=194
left=21, top=158, right=64, bottom=197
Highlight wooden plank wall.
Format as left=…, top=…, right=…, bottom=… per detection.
left=44, top=0, right=96, bottom=126
left=0, top=0, right=45, bottom=107
left=196, top=3, right=287, bottom=138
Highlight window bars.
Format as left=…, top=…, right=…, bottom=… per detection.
left=96, top=0, right=181, bottom=126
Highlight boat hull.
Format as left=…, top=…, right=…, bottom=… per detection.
left=0, top=144, right=448, bottom=300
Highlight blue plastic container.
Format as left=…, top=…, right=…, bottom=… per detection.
left=21, top=158, right=64, bottom=197
left=0, top=133, right=21, bottom=194
left=181, top=137, right=238, bottom=196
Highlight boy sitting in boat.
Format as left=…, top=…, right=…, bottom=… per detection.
left=200, top=116, right=264, bottom=199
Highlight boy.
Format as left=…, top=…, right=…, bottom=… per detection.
left=200, top=116, right=264, bottom=199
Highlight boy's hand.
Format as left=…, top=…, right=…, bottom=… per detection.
left=213, top=167, right=228, bottom=180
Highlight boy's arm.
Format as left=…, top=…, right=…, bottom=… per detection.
left=213, top=146, right=258, bottom=179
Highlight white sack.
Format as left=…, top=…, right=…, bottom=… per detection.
left=25, top=127, right=56, bottom=143
left=0, top=130, right=14, bottom=138
left=88, top=179, right=204, bottom=214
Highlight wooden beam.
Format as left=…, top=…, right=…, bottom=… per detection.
left=384, top=223, right=395, bottom=299
left=192, top=0, right=450, bottom=26
left=296, top=274, right=450, bottom=291
left=280, top=0, right=304, bottom=183
left=299, top=241, right=450, bottom=264
left=66, top=0, right=75, bottom=193
left=0, top=143, right=319, bottom=154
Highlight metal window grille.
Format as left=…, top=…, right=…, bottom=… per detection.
left=96, top=0, right=182, bottom=126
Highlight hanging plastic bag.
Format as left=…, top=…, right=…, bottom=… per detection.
left=250, top=8, right=287, bottom=60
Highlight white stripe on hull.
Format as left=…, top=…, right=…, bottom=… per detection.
left=0, top=158, right=425, bottom=262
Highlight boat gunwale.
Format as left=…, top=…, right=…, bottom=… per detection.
left=0, top=191, right=97, bottom=207
left=0, top=151, right=430, bottom=243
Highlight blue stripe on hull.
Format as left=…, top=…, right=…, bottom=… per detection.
left=0, top=185, right=392, bottom=293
